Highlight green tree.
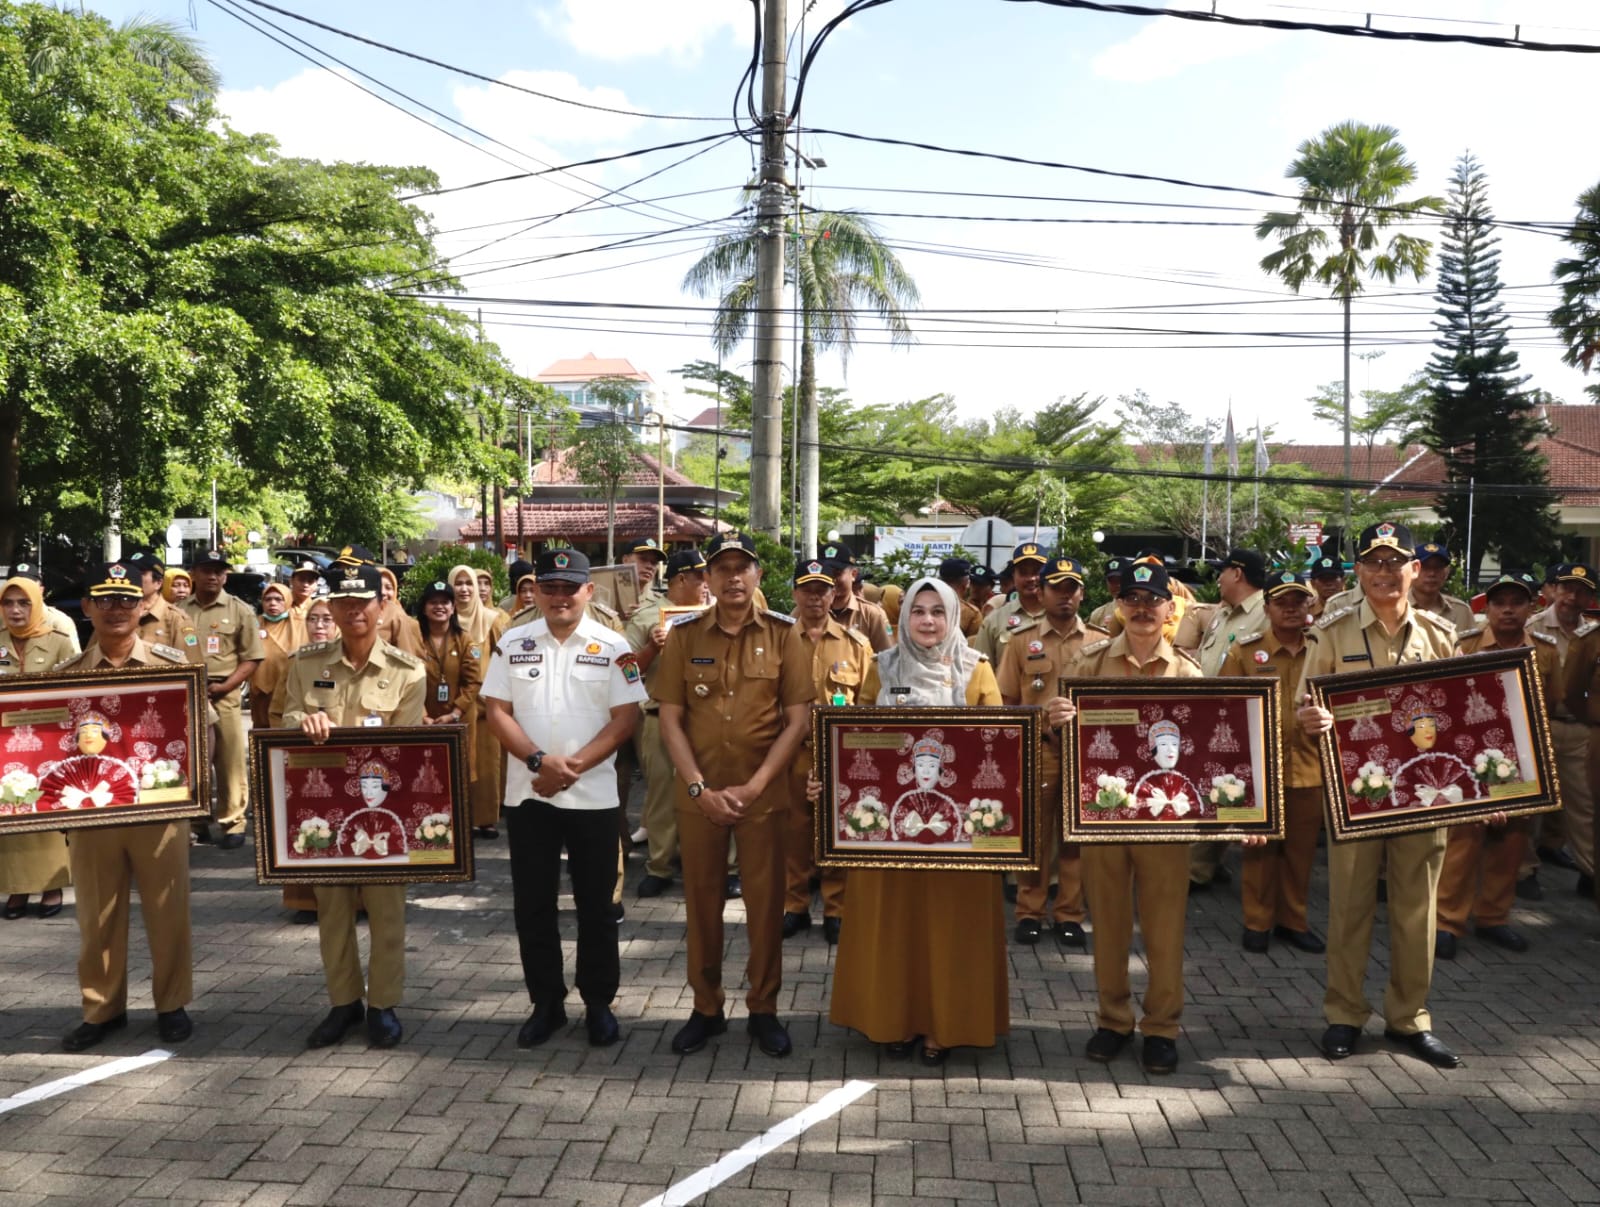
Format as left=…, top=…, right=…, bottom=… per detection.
left=1308, top=369, right=1429, bottom=479
left=1423, top=153, right=1555, bottom=580
left=684, top=210, right=919, bottom=548
left=1549, top=180, right=1600, bottom=401
left=567, top=419, right=635, bottom=565
left=1256, top=121, right=1443, bottom=550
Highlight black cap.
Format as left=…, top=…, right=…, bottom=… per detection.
left=1356, top=521, right=1415, bottom=559
left=1010, top=542, right=1048, bottom=567
left=127, top=552, right=165, bottom=577
left=334, top=543, right=376, bottom=567
left=817, top=539, right=856, bottom=566
left=937, top=557, right=972, bottom=583
left=705, top=531, right=760, bottom=565
left=793, top=557, right=837, bottom=588
left=1221, top=548, right=1268, bottom=589
left=84, top=561, right=143, bottom=598
left=1103, top=556, right=1127, bottom=579
left=537, top=547, right=591, bottom=585
left=969, top=565, right=998, bottom=587
left=193, top=548, right=230, bottom=569
left=290, top=559, right=321, bottom=578
left=1119, top=561, right=1172, bottom=600
left=666, top=550, right=707, bottom=580
left=509, top=559, right=536, bottom=589
left=8, top=563, right=41, bottom=583
left=1265, top=570, right=1315, bottom=599
left=1415, top=541, right=1451, bottom=565
left=1309, top=555, right=1345, bottom=580
left=629, top=537, right=667, bottom=561
left=1043, top=556, right=1086, bottom=586
left=1558, top=563, right=1598, bottom=593
left=325, top=563, right=381, bottom=600
left=417, top=579, right=454, bottom=605
left=1484, top=570, right=1537, bottom=601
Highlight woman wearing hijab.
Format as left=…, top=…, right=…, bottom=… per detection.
left=451, top=564, right=507, bottom=837
left=416, top=581, right=481, bottom=751
left=162, top=567, right=192, bottom=603
left=377, top=567, right=423, bottom=656
left=0, top=574, right=82, bottom=919
left=249, top=583, right=305, bottom=729
left=822, top=577, right=1009, bottom=1064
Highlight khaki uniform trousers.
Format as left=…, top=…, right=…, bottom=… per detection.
left=1241, top=786, right=1323, bottom=933
left=1437, top=820, right=1525, bottom=935
left=1555, top=719, right=1595, bottom=876
left=1324, top=826, right=1447, bottom=1034
left=1188, top=840, right=1228, bottom=885
left=637, top=712, right=679, bottom=880
left=213, top=688, right=248, bottom=833
left=470, top=712, right=503, bottom=828
left=783, top=757, right=844, bottom=917
left=314, top=883, right=406, bottom=1009
left=1081, top=843, right=1189, bottom=1039
left=678, top=793, right=783, bottom=1016
left=1015, top=768, right=1083, bottom=924
left=69, top=821, right=192, bottom=1023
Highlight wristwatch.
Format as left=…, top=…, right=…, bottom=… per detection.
left=526, top=751, right=544, bottom=774
left=686, top=780, right=707, bottom=798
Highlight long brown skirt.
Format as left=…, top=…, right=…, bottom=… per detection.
left=829, top=867, right=1009, bottom=1050
left=0, top=832, right=71, bottom=893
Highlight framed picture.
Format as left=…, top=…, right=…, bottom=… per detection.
left=0, top=663, right=211, bottom=835
left=659, top=604, right=711, bottom=624
left=590, top=563, right=642, bottom=618
left=1308, top=646, right=1559, bottom=840
left=249, top=726, right=473, bottom=885
left=812, top=705, right=1041, bottom=871
left=1060, top=678, right=1285, bottom=843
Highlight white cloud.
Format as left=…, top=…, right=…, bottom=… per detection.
left=1091, top=18, right=1286, bottom=83
left=452, top=70, right=647, bottom=147
left=540, top=0, right=743, bottom=62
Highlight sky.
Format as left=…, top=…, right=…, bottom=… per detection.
left=86, top=0, right=1600, bottom=449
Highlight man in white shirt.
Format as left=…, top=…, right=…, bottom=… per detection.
left=483, top=548, right=647, bottom=1049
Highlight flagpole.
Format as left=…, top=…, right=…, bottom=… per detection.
left=1224, top=402, right=1236, bottom=551
left=1201, top=433, right=1211, bottom=559
left=1253, top=420, right=1261, bottom=525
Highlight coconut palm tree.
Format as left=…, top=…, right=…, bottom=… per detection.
left=684, top=209, right=918, bottom=553
left=1256, top=121, right=1442, bottom=552
left=29, top=9, right=220, bottom=100
left=1549, top=181, right=1600, bottom=401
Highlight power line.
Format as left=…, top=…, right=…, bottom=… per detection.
left=231, top=0, right=727, bottom=120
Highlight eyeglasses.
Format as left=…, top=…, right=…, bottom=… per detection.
left=92, top=596, right=141, bottom=611
left=1120, top=593, right=1165, bottom=610
left=1359, top=556, right=1413, bottom=571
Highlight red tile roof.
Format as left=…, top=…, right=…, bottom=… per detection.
left=684, top=406, right=726, bottom=429
left=1539, top=405, right=1600, bottom=507
left=458, top=503, right=725, bottom=542
left=535, top=353, right=653, bottom=383
left=531, top=447, right=700, bottom=488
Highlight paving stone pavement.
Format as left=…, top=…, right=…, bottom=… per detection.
left=3, top=798, right=1599, bottom=1206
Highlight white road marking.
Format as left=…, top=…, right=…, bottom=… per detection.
left=640, top=1078, right=877, bottom=1207
left=0, top=1049, right=172, bottom=1116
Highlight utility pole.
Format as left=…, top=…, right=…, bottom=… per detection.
left=748, top=0, right=788, bottom=539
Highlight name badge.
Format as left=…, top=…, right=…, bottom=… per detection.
left=437, top=684, right=449, bottom=703
left=206, top=635, right=221, bottom=655
left=361, top=714, right=382, bottom=727
left=691, top=657, right=716, bottom=665
left=509, top=653, right=538, bottom=665
left=576, top=654, right=609, bottom=667
left=313, top=679, right=335, bottom=689
left=890, top=687, right=911, bottom=695
left=1342, top=654, right=1371, bottom=663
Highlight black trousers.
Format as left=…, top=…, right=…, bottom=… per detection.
left=505, top=800, right=621, bottom=1009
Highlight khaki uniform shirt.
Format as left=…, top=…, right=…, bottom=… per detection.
left=1171, top=601, right=1218, bottom=652
left=418, top=628, right=484, bottom=720
left=972, top=596, right=1045, bottom=663
left=1324, top=586, right=1477, bottom=636
left=1221, top=628, right=1319, bottom=788
left=1067, top=632, right=1203, bottom=681
left=795, top=617, right=871, bottom=772
left=181, top=591, right=264, bottom=685
left=0, top=629, right=80, bottom=675
left=654, top=607, right=815, bottom=790
left=279, top=637, right=426, bottom=729
left=1086, top=599, right=1117, bottom=631
left=1563, top=624, right=1600, bottom=724
left=828, top=593, right=892, bottom=653
left=959, top=600, right=983, bottom=638
left=624, top=596, right=666, bottom=713
left=139, top=595, right=200, bottom=656
left=1460, top=627, right=1561, bottom=717
left=996, top=613, right=1108, bottom=778
left=1196, top=590, right=1266, bottom=676
left=1295, top=600, right=1459, bottom=702
left=45, top=604, right=80, bottom=651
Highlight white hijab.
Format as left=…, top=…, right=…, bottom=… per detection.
left=874, top=578, right=982, bottom=707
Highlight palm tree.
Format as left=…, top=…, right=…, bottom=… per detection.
left=1549, top=181, right=1600, bottom=401
left=29, top=10, right=220, bottom=101
left=685, top=209, right=918, bottom=553
left=1256, top=121, right=1442, bottom=553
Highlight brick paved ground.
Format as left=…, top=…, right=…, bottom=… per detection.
left=3, top=795, right=1599, bottom=1206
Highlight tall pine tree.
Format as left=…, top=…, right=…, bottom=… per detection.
left=1423, top=153, right=1555, bottom=582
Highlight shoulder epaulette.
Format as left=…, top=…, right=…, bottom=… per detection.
left=51, top=652, right=86, bottom=673
left=591, top=599, right=619, bottom=618
left=763, top=609, right=797, bottom=625
left=1176, top=647, right=1202, bottom=667
left=1316, top=605, right=1356, bottom=630
left=846, top=628, right=872, bottom=649
left=1010, top=617, right=1041, bottom=635
left=1529, top=629, right=1557, bottom=645
left=509, top=606, right=539, bottom=627
left=1080, top=637, right=1112, bottom=656
left=382, top=643, right=421, bottom=668
left=293, top=640, right=333, bottom=657
left=1414, top=609, right=1457, bottom=632
left=1236, top=630, right=1265, bottom=645
left=1576, top=620, right=1599, bottom=638
left=150, top=643, right=186, bottom=663
left=1083, top=621, right=1111, bottom=636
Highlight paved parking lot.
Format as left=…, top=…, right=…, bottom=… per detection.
left=3, top=819, right=1599, bottom=1206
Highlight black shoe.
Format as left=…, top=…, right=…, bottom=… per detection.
left=217, top=832, right=246, bottom=851
left=1085, top=1027, right=1132, bottom=1063
left=782, top=911, right=813, bottom=938
left=725, top=875, right=742, bottom=900
left=1384, top=1028, right=1460, bottom=1068
left=637, top=874, right=672, bottom=899
left=1434, top=931, right=1458, bottom=961
left=1014, top=919, right=1042, bottom=944
left=474, top=825, right=499, bottom=840
left=746, top=1012, right=792, bottom=1058
left=671, top=1010, right=727, bottom=1055
left=1475, top=924, right=1529, bottom=952
left=156, top=1008, right=193, bottom=1043
left=1003, top=880, right=1018, bottom=903
left=3, top=894, right=27, bottom=920
left=366, top=1007, right=402, bottom=1049
left=306, top=1001, right=365, bottom=1049
left=1141, top=1035, right=1179, bottom=1074
left=62, top=1013, right=127, bottom=1053
left=1273, top=926, right=1326, bottom=953
left=1054, top=921, right=1086, bottom=948
left=517, top=1003, right=568, bottom=1049
left=1242, top=928, right=1270, bottom=953
left=1187, top=878, right=1213, bottom=893
left=822, top=916, right=842, bottom=945
left=1321, top=1024, right=1360, bottom=1061
left=585, top=1005, right=621, bottom=1047
left=613, top=901, right=625, bottom=923
left=190, top=828, right=214, bottom=846
left=883, top=1035, right=921, bottom=1059
left=920, top=1044, right=949, bottom=1067
left=1515, top=873, right=1544, bottom=901
left=1577, top=873, right=1595, bottom=897
left=1376, top=878, right=1388, bottom=904
left=292, top=909, right=317, bottom=925
left=1538, top=844, right=1580, bottom=871
left=37, top=891, right=63, bottom=919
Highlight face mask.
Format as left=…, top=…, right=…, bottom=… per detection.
left=263, top=606, right=289, bottom=622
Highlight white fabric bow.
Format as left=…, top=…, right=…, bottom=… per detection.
left=352, top=827, right=373, bottom=856
left=900, top=810, right=949, bottom=838
left=1146, top=787, right=1190, bottom=818
left=1415, top=784, right=1464, bottom=807
left=61, top=782, right=113, bottom=810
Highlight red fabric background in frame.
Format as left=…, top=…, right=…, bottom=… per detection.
left=280, top=741, right=457, bottom=865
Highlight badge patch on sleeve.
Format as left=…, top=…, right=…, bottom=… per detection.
left=617, top=652, right=641, bottom=684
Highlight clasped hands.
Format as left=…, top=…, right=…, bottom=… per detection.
left=534, top=754, right=581, bottom=799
